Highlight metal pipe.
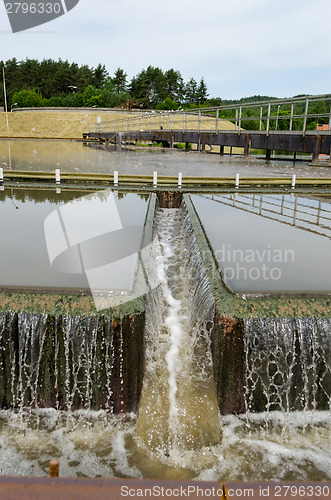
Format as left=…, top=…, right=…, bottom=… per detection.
left=114, top=170, right=118, bottom=187
left=55, top=169, right=61, bottom=184
left=49, top=460, right=59, bottom=477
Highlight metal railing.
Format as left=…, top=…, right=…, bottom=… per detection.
left=88, top=94, right=331, bottom=136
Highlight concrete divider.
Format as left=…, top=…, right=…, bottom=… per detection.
left=2, top=170, right=331, bottom=188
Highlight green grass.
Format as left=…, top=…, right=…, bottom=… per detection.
left=0, top=110, right=132, bottom=139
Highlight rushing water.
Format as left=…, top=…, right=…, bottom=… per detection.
left=0, top=205, right=330, bottom=480
left=0, top=409, right=330, bottom=480
left=136, top=204, right=222, bottom=458
left=244, top=318, right=331, bottom=413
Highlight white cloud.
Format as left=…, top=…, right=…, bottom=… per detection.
left=1, top=0, right=331, bottom=98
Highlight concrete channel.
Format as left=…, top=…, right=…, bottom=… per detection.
left=0, top=182, right=330, bottom=415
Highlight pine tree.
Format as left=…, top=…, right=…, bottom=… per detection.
left=185, top=77, right=198, bottom=104
left=113, top=68, right=127, bottom=95
left=197, top=77, right=208, bottom=104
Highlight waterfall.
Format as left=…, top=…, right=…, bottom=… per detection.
left=0, top=311, right=143, bottom=412
left=136, top=202, right=222, bottom=457
left=244, top=318, right=331, bottom=413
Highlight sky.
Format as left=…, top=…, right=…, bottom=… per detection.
left=1, top=0, right=331, bottom=100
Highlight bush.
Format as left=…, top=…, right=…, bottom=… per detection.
left=156, top=97, right=179, bottom=110
left=47, top=96, right=64, bottom=106
left=83, top=85, right=102, bottom=107
left=12, top=89, right=47, bottom=107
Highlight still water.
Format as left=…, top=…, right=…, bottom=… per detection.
left=1, top=138, right=331, bottom=177
left=0, top=188, right=148, bottom=291
left=1, top=188, right=330, bottom=294
left=191, top=193, right=331, bottom=293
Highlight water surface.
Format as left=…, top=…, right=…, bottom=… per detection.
left=0, top=188, right=148, bottom=291
left=191, top=193, right=331, bottom=293
left=0, top=409, right=329, bottom=481
left=1, top=139, right=331, bottom=178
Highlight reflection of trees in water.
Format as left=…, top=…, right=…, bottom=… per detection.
left=0, top=188, right=92, bottom=205
left=0, top=188, right=149, bottom=206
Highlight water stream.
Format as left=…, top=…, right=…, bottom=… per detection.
left=135, top=204, right=222, bottom=459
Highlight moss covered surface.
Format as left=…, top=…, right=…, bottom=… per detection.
left=0, top=290, right=145, bottom=317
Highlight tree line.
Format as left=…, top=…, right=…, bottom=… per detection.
left=1, top=59, right=329, bottom=130
left=0, top=58, right=209, bottom=110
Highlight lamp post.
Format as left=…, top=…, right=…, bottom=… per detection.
left=11, top=102, right=18, bottom=112
left=2, top=65, right=9, bottom=131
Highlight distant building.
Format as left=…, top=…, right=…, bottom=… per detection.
left=316, top=124, right=329, bottom=158
left=316, top=124, right=329, bottom=130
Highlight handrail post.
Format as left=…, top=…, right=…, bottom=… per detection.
left=303, top=98, right=309, bottom=135
left=259, top=106, right=263, bottom=131
left=266, top=102, right=271, bottom=135
left=198, top=109, right=201, bottom=132
left=238, top=105, right=242, bottom=133
left=290, top=103, right=294, bottom=131
left=216, top=108, right=219, bottom=132
left=235, top=108, right=238, bottom=131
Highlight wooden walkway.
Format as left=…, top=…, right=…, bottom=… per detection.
left=84, top=95, right=331, bottom=161
left=85, top=129, right=331, bottom=161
